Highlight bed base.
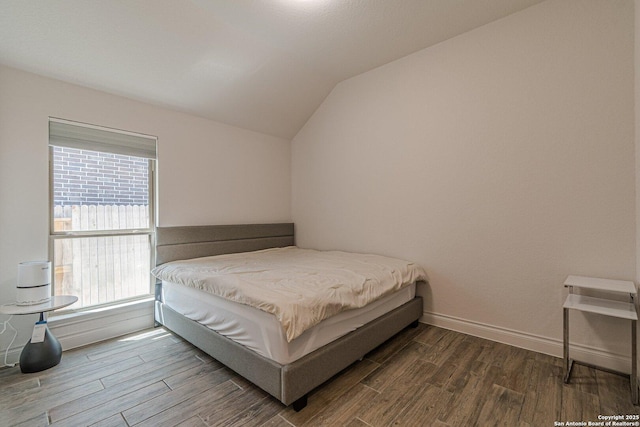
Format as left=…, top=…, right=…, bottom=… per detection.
left=155, top=296, right=423, bottom=410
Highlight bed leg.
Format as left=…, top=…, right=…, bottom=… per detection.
left=292, top=395, right=308, bottom=412
left=409, top=320, right=419, bottom=328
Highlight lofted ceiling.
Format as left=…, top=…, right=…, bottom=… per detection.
left=0, top=0, right=545, bottom=139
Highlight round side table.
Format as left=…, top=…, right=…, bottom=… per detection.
left=0, top=295, right=78, bottom=373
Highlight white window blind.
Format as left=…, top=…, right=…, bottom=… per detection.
left=49, top=118, right=156, bottom=159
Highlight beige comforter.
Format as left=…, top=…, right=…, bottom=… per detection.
left=151, top=246, right=427, bottom=342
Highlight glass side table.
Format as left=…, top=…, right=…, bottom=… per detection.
left=0, top=295, right=77, bottom=373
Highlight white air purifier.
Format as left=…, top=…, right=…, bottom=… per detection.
left=16, top=261, right=52, bottom=305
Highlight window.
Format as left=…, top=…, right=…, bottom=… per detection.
left=49, top=118, right=156, bottom=310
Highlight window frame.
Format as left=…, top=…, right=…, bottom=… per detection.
left=48, top=118, right=157, bottom=312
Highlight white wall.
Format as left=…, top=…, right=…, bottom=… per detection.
left=0, top=65, right=291, bottom=359
left=635, top=0, right=640, bottom=381
left=293, top=0, right=636, bottom=370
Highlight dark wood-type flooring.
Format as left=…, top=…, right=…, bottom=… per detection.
left=1, top=324, right=638, bottom=426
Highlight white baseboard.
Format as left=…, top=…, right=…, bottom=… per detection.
left=48, top=298, right=155, bottom=351
left=421, top=311, right=633, bottom=374
left=2, top=304, right=631, bottom=377
left=1, top=347, right=21, bottom=368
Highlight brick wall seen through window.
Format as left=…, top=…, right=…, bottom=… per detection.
left=53, top=146, right=149, bottom=206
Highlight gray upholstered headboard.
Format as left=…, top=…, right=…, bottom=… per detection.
left=155, top=223, right=295, bottom=265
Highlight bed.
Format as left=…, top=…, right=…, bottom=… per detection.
left=153, top=223, right=425, bottom=411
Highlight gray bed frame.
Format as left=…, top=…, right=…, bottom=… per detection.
left=154, top=223, right=423, bottom=411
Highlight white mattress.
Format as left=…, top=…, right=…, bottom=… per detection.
left=161, top=280, right=416, bottom=365
left=153, top=247, right=427, bottom=342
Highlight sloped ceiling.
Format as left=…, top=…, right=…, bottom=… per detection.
left=0, top=0, right=545, bottom=139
